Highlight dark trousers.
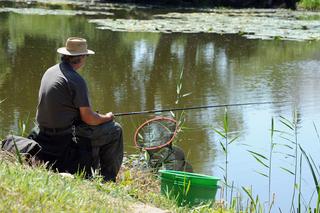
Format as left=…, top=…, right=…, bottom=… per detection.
left=30, top=121, right=123, bottom=182
left=75, top=121, right=124, bottom=182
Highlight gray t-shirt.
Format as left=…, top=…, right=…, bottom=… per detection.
left=36, top=62, right=90, bottom=128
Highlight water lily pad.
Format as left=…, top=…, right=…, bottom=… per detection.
left=89, top=9, right=320, bottom=41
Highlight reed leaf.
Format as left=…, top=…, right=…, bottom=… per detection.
left=298, top=153, right=302, bottom=213
left=247, top=150, right=268, bottom=160
left=300, top=145, right=319, bottom=195
left=285, top=153, right=296, bottom=158
left=179, top=67, right=184, bottom=80
left=280, top=121, right=294, bottom=131
left=313, top=122, right=320, bottom=144
left=251, top=155, right=269, bottom=168
left=279, top=116, right=294, bottom=128
left=219, top=141, right=226, bottom=154
left=182, top=92, right=192, bottom=98
left=223, top=108, right=228, bottom=133
left=273, top=129, right=294, bottom=136
left=214, top=128, right=226, bottom=138
left=275, top=143, right=294, bottom=150
left=254, top=170, right=268, bottom=178
left=317, top=187, right=320, bottom=213
left=218, top=165, right=225, bottom=171
left=310, top=157, right=320, bottom=178
left=242, top=186, right=257, bottom=211
left=229, top=135, right=239, bottom=145
left=12, top=136, right=23, bottom=165
left=279, top=135, right=295, bottom=144
left=280, top=167, right=295, bottom=175
left=271, top=117, right=274, bottom=138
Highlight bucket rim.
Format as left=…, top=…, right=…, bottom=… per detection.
left=159, top=170, right=220, bottom=181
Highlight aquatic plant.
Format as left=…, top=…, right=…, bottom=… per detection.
left=299, top=122, right=320, bottom=212
left=213, top=108, right=239, bottom=206
left=245, top=118, right=275, bottom=212
left=279, top=111, right=300, bottom=212
left=268, top=118, right=275, bottom=212
left=175, top=66, right=191, bottom=105
left=17, top=114, right=31, bottom=138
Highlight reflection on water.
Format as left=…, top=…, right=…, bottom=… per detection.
left=0, top=10, right=320, bottom=211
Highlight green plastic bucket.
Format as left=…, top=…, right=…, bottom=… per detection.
left=159, top=170, right=220, bottom=207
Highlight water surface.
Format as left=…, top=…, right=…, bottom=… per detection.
left=0, top=5, right=320, bottom=211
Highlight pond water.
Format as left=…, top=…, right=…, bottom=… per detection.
left=0, top=2, right=320, bottom=211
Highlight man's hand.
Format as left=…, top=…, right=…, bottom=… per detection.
left=80, top=107, right=114, bottom=125
left=105, top=112, right=114, bottom=122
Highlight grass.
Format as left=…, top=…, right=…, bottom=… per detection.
left=0, top=151, right=142, bottom=212
left=299, top=0, right=320, bottom=10
left=0, top=150, right=228, bottom=212
left=0, top=151, right=126, bottom=212
left=1, top=111, right=319, bottom=211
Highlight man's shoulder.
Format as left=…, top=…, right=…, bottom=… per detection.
left=46, top=63, right=60, bottom=72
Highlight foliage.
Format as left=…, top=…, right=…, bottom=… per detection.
left=0, top=151, right=228, bottom=212
left=299, top=0, right=320, bottom=10
left=213, top=108, right=239, bottom=207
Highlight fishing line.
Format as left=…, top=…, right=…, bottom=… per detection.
left=114, top=101, right=289, bottom=116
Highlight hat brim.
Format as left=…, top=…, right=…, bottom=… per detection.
left=57, top=47, right=95, bottom=56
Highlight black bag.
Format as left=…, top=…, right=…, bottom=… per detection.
left=1, top=135, right=42, bottom=158
left=34, top=132, right=93, bottom=176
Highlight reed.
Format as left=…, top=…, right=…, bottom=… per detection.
left=268, top=118, right=275, bottom=212
left=244, top=118, right=275, bottom=212
left=175, top=66, right=191, bottom=105
left=213, top=108, right=239, bottom=206
left=279, top=111, right=300, bottom=212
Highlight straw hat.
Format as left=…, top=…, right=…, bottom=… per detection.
left=57, top=37, right=95, bottom=56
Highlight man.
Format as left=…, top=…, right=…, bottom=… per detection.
left=34, top=37, right=123, bottom=182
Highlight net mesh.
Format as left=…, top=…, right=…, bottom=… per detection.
left=135, top=117, right=177, bottom=150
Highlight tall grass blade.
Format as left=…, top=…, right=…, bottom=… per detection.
left=11, top=135, right=23, bottom=165
left=313, top=122, right=320, bottom=144
left=247, top=150, right=268, bottom=160
left=182, top=92, right=192, bottom=98
left=223, top=108, right=228, bottom=133
left=298, top=153, right=302, bottom=213
left=300, top=145, right=319, bottom=195
left=271, top=117, right=274, bottom=138
left=280, top=167, right=295, bottom=175
left=214, top=129, right=226, bottom=138
left=316, top=187, right=320, bottom=213
left=254, top=170, right=268, bottom=178
left=242, top=186, right=257, bottom=211
left=219, top=141, right=226, bottom=154
left=229, top=135, right=239, bottom=144
left=310, top=157, right=320, bottom=178
left=252, top=155, right=269, bottom=168
left=279, top=135, right=295, bottom=144
left=268, top=117, right=275, bottom=213
left=279, top=116, right=294, bottom=127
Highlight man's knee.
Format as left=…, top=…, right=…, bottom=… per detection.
left=113, top=122, right=123, bottom=137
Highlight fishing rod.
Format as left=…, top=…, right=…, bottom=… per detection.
left=114, top=101, right=288, bottom=116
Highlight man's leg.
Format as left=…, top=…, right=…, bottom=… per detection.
left=76, top=121, right=124, bottom=181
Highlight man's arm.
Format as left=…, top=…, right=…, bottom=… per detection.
left=79, top=107, right=114, bottom=125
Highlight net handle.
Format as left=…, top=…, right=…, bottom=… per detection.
left=134, top=116, right=178, bottom=151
